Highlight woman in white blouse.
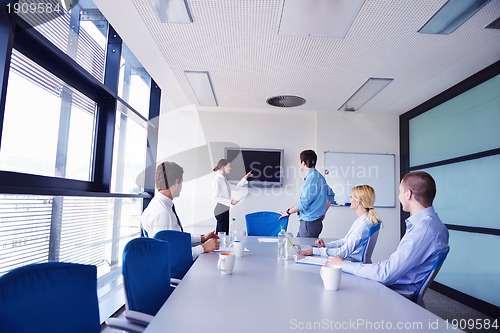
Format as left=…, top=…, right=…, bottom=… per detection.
left=212, top=159, right=253, bottom=234
left=298, top=184, right=381, bottom=262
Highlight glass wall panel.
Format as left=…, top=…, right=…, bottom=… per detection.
left=436, top=230, right=500, bottom=307
left=420, top=155, right=500, bottom=229
left=118, top=44, right=151, bottom=118
left=0, top=50, right=96, bottom=181
left=407, top=70, right=500, bottom=311
left=409, top=75, right=500, bottom=167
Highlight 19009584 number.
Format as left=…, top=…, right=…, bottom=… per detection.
left=445, top=318, right=498, bottom=331
left=5, top=2, right=63, bottom=15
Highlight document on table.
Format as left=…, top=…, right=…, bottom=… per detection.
left=258, top=237, right=278, bottom=243
left=214, top=247, right=250, bottom=252
left=296, top=256, right=327, bottom=266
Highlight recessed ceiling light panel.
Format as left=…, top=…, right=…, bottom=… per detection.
left=419, top=0, right=491, bottom=35
left=278, top=0, right=365, bottom=38
left=485, top=15, right=500, bottom=29
left=150, top=0, right=193, bottom=23
left=338, top=78, right=393, bottom=112
left=184, top=71, right=218, bottom=107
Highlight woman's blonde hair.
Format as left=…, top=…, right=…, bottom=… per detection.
left=351, top=185, right=381, bottom=224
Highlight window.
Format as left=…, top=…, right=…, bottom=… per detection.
left=0, top=0, right=160, bottom=318
left=0, top=50, right=96, bottom=181
left=18, top=0, right=108, bottom=83
left=118, top=43, right=152, bottom=118
left=0, top=194, right=142, bottom=278
left=111, top=111, right=148, bottom=194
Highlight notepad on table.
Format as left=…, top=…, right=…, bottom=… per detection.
left=296, top=256, right=327, bottom=266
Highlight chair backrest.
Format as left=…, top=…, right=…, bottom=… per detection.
left=412, top=250, right=449, bottom=306
left=361, top=222, right=381, bottom=264
left=154, top=230, right=193, bottom=280
left=245, top=211, right=288, bottom=236
left=122, top=237, right=173, bottom=316
left=0, top=262, right=100, bottom=333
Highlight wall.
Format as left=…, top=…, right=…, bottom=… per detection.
left=156, top=102, right=400, bottom=261
left=315, top=112, right=400, bottom=262
left=403, top=73, right=500, bottom=309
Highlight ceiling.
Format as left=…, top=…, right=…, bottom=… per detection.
left=95, top=0, right=500, bottom=115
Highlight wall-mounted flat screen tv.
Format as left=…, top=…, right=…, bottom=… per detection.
left=225, top=148, right=284, bottom=187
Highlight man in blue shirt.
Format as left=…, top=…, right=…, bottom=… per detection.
left=329, top=171, right=449, bottom=295
left=280, top=150, right=335, bottom=238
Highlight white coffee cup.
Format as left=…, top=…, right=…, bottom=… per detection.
left=232, top=240, right=245, bottom=257
left=320, top=265, right=342, bottom=291
left=217, top=252, right=235, bottom=275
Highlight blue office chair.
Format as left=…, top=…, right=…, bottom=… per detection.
left=396, top=250, right=449, bottom=308
left=410, top=250, right=449, bottom=307
left=106, top=237, right=175, bottom=333
left=154, top=230, right=193, bottom=281
left=361, top=222, right=382, bottom=264
left=0, top=262, right=100, bottom=333
left=245, top=211, right=288, bottom=236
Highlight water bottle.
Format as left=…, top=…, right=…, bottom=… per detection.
left=229, top=218, right=237, bottom=242
left=284, top=232, right=295, bottom=261
left=277, top=226, right=286, bottom=260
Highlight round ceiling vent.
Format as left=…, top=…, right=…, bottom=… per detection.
left=266, top=95, right=306, bottom=108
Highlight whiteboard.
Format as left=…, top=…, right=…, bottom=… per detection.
left=324, top=152, right=396, bottom=208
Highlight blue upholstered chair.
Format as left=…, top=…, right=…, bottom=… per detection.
left=245, top=211, right=288, bottom=236
left=154, top=230, right=193, bottom=281
left=123, top=237, right=174, bottom=315
left=361, top=222, right=381, bottom=264
left=410, top=250, right=449, bottom=307
left=0, top=262, right=100, bottom=333
left=106, top=237, right=175, bottom=332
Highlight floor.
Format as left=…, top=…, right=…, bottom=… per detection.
left=424, top=289, right=496, bottom=333
left=101, top=289, right=496, bottom=333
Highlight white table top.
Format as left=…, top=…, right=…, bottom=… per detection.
left=144, top=236, right=459, bottom=332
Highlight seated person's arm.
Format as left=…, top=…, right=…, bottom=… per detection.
left=298, top=238, right=344, bottom=256
left=202, top=238, right=219, bottom=253
left=191, top=238, right=220, bottom=260
left=322, top=234, right=359, bottom=258
left=315, top=239, right=325, bottom=247
left=200, top=230, right=217, bottom=243
left=341, top=228, right=432, bottom=284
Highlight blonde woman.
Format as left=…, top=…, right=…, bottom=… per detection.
left=298, top=185, right=381, bottom=262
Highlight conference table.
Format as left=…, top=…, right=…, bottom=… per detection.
left=144, top=236, right=460, bottom=332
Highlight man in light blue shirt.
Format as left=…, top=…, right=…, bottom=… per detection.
left=280, top=150, right=335, bottom=238
left=329, top=171, right=449, bottom=295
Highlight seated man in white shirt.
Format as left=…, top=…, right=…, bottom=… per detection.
left=141, top=161, right=219, bottom=259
